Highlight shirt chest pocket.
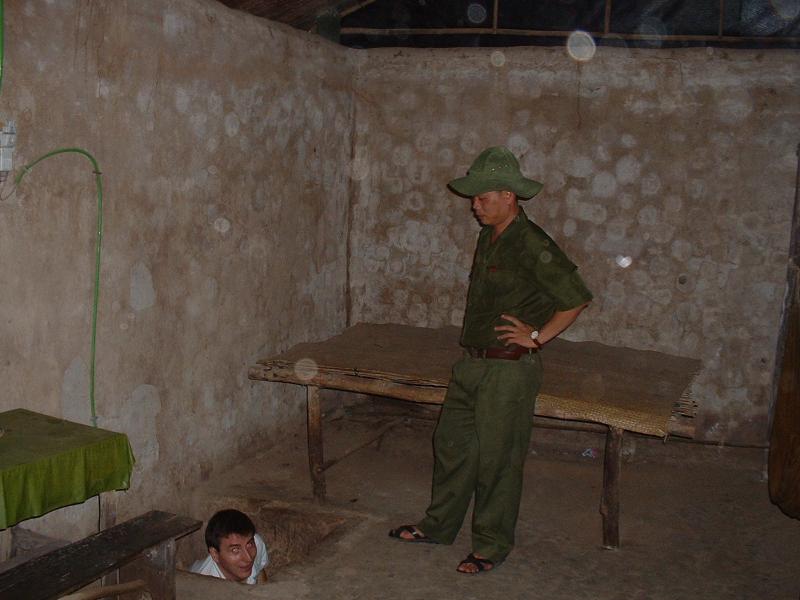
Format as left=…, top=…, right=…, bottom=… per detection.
left=485, top=264, right=519, bottom=295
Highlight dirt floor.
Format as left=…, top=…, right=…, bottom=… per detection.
left=177, top=402, right=800, bottom=600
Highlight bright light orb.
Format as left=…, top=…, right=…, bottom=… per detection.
left=615, top=255, right=633, bottom=268
left=294, top=358, right=319, bottom=382
left=771, top=0, right=800, bottom=19
left=490, top=50, right=506, bottom=67
left=566, top=30, right=597, bottom=62
left=467, top=3, right=487, bottom=24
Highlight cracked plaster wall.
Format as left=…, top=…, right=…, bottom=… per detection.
left=0, top=0, right=353, bottom=539
left=349, top=47, right=800, bottom=445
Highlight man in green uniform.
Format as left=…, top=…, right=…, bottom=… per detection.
left=389, top=146, right=592, bottom=574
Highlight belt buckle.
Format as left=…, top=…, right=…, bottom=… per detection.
left=466, top=347, right=486, bottom=359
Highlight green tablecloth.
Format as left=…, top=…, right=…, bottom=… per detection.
left=0, top=409, right=135, bottom=529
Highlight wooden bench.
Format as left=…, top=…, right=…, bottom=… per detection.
left=248, top=323, right=701, bottom=550
left=0, top=510, right=201, bottom=600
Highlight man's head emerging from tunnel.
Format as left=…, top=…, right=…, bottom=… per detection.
left=205, top=509, right=258, bottom=582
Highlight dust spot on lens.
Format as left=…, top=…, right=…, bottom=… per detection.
left=490, top=50, right=506, bottom=67
left=294, top=358, right=319, bottom=382
left=467, top=3, right=487, bottom=24
left=770, top=0, right=800, bottom=19
left=213, top=217, right=231, bottom=234
left=566, top=31, right=596, bottom=62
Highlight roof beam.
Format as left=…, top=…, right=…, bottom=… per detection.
left=339, top=26, right=799, bottom=44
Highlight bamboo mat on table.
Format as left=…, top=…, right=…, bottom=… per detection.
left=256, top=323, right=701, bottom=438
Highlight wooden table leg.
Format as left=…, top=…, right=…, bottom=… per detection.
left=120, top=538, right=176, bottom=600
left=600, top=426, right=623, bottom=550
left=307, top=385, right=327, bottom=501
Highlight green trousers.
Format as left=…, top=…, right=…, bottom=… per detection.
left=418, top=353, right=541, bottom=562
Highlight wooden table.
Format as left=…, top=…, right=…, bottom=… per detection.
left=0, top=409, right=134, bottom=530
left=249, top=323, right=700, bottom=549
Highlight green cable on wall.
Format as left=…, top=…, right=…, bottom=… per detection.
left=16, top=148, right=104, bottom=427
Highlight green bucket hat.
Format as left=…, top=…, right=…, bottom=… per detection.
left=448, top=146, right=543, bottom=200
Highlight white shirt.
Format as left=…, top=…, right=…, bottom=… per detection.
left=189, top=533, right=269, bottom=585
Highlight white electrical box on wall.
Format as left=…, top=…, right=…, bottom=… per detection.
left=0, top=120, right=16, bottom=182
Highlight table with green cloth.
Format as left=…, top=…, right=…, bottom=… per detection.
left=0, top=409, right=135, bottom=530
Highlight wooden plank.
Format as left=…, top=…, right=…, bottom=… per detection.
left=59, top=579, right=145, bottom=600
left=339, top=0, right=379, bottom=18
left=769, top=269, right=800, bottom=517
left=339, top=26, right=799, bottom=43
left=248, top=364, right=694, bottom=437
left=307, top=386, right=327, bottom=501
left=768, top=143, right=800, bottom=519
left=119, top=539, right=176, bottom=600
left=600, top=427, right=623, bottom=550
left=0, top=529, right=11, bottom=564
left=0, top=511, right=200, bottom=600
left=251, top=323, right=700, bottom=438
left=249, top=364, right=446, bottom=403
left=219, top=0, right=375, bottom=30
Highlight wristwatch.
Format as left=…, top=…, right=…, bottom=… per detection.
left=530, top=329, right=542, bottom=348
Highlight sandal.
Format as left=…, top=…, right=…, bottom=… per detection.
left=456, top=553, right=497, bottom=575
left=388, top=525, right=439, bottom=544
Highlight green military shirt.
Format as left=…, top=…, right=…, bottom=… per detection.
left=461, top=207, right=593, bottom=349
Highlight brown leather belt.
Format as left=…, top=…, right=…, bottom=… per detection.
left=465, top=345, right=537, bottom=360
